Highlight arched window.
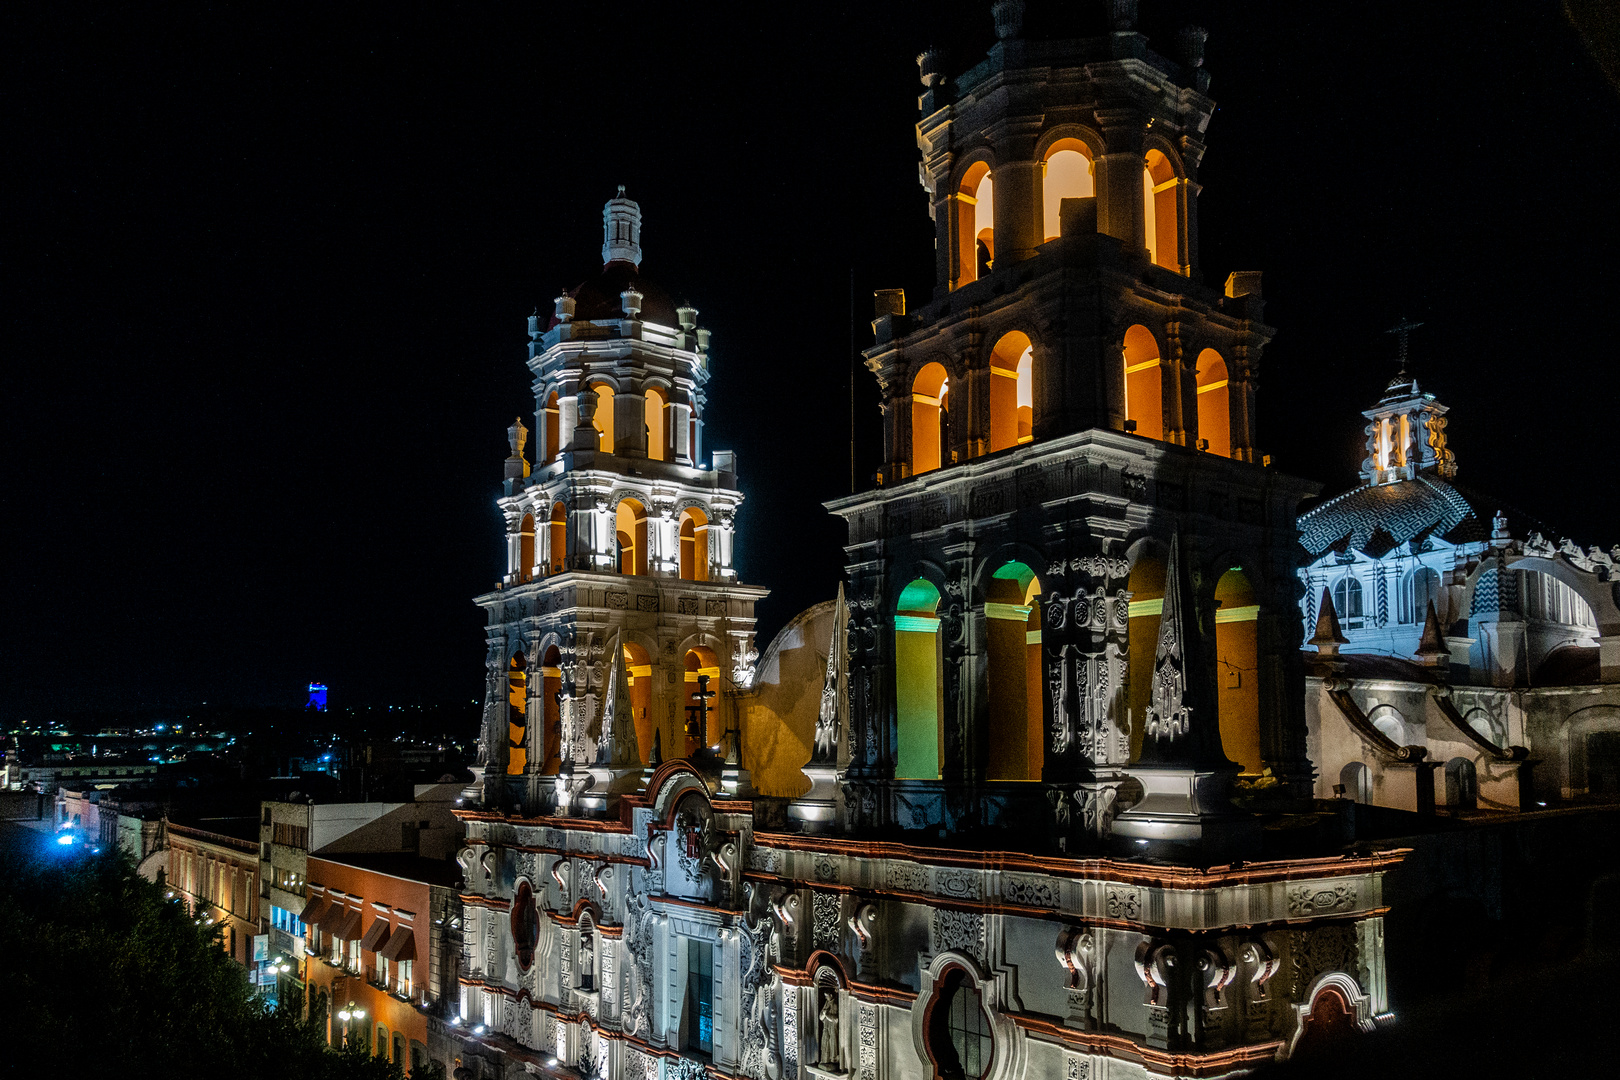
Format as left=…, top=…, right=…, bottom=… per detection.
left=518, top=513, right=535, bottom=583
left=374, top=1024, right=387, bottom=1056
left=1464, top=708, right=1503, bottom=747
left=1214, top=567, right=1261, bottom=774
left=1126, top=548, right=1167, bottom=762
left=1340, top=761, right=1372, bottom=804
left=506, top=653, right=528, bottom=776
left=624, top=641, right=654, bottom=763
left=956, top=162, right=993, bottom=287
left=988, top=332, right=1033, bottom=453
left=683, top=647, right=722, bottom=752
left=986, top=563, right=1042, bottom=781
left=542, top=645, right=563, bottom=772
left=1334, top=577, right=1365, bottom=631
left=591, top=382, right=616, bottom=452
left=1399, top=568, right=1437, bottom=625
left=392, top=1032, right=404, bottom=1064
left=895, top=579, right=942, bottom=780
left=927, top=969, right=993, bottom=1080
left=1444, top=758, right=1478, bottom=810
left=1195, top=349, right=1230, bottom=457
left=616, top=498, right=648, bottom=576
left=1122, top=325, right=1163, bottom=441
left=678, top=508, right=709, bottom=581
left=549, top=502, right=568, bottom=574
left=1369, top=705, right=1411, bottom=747
left=1042, top=139, right=1095, bottom=242
left=1143, top=148, right=1182, bottom=272
left=911, top=362, right=950, bottom=475
left=645, top=387, right=668, bottom=461
left=543, top=390, right=560, bottom=463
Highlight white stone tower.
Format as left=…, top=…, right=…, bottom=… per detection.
left=472, top=189, right=767, bottom=814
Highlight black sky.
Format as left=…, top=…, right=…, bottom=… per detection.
left=6, top=1, right=1617, bottom=719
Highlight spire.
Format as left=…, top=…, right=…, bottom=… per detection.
left=811, top=582, right=848, bottom=765
left=1135, top=533, right=1229, bottom=768
left=596, top=635, right=639, bottom=769
left=602, top=186, right=643, bottom=267
left=1415, top=600, right=1449, bottom=668
left=1308, top=587, right=1348, bottom=656
left=1359, top=323, right=1455, bottom=486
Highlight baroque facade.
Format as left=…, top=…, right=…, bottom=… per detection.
left=446, top=5, right=1404, bottom=1080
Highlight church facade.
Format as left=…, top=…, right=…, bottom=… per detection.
left=447, top=4, right=1405, bottom=1079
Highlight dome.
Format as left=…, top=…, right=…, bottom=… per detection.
left=549, top=260, right=681, bottom=330
left=1299, top=476, right=1558, bottom=560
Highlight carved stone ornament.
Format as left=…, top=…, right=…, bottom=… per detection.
left=1286, top=883, right=1357, bottom=916
left=1105, top=886, right=1141, bottom=921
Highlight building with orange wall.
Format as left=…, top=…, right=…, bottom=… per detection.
left=303, top=851, right=462, bottom=1077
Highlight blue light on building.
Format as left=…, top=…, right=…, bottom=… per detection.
left=306, top=683, right=328, bottom=711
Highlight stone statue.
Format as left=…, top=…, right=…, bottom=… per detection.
left=817, top=991, right=844, bottom=1071
left=579, top=929, right=596, bottom=989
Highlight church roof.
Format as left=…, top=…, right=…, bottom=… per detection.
left=1298, top=476, right=1556, bottom=560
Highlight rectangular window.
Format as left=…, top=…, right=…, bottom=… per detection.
left=399, top=959, right=413, bottom=998
left=685, top=940, right=713, bottom=1056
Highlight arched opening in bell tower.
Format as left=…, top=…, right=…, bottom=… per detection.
left=542, top=645, right=562, bottom=773
left=1195, top=349, right=1231, bottom=457
left=506, top=653, right=528, bottom=776
left=644, top=386, right=668, bottom=461
left=895, top=578, right=943, bottom=780
left=986, top=563, right=1043, bottom=781
left=549, top=502, right=568, bottom=574
left=683, top=647, right=723, bottom=752
left=911, top=362, right=950, bottom=475
left=1122, top=325, right=1164, bottom=441
left=679, top=508, right=709, bottom=581
left=1042, top=140, right=1095, bottom=242
left=591, top=382, right=616, bottom=453
left=1143, top=149, right=1182, bottom=272
left=956, top=162, right=994, bottom=287
left=1126, top=548, right=1167, bottom=762
left=543, top=391, right=560, bottom=464
left=623, top=641, right=654, bottom=764
left=1214, top=567, right=1261, bottom=775
left=616, top=498, right=648, bottom=576
left=988, top=332, right=1033, bottom=453
left=518, top=513, right=535, bottom=583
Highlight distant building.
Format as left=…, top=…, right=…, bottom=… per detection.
left=1298, top=373, right=1620, bottom=810
left=166, top=817, right=261, bottom=968
left=308, top=683, right=329, bottom=711
left=260, top=784, right=466, bottom=1010
left=302, top=851, right=462, bottom=1076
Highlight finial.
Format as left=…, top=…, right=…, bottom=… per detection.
left=603, top=189, right=643, bottom=267
left=1415, top=600, right=1449, bottom=668
left=1178, top=26, right=1209, bottom=68
left=617, top=184, right=625, bottom=197
left=1110, top=0, right=1139, bottom=31
left=1308, top=587, right=1348, bottom=655
left=1385, top=316, right=1424, bottom=378
left=991, top=0, right=1024, bottom=40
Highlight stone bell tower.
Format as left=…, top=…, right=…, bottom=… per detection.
left=472, top=189, right=767, bottom=815
left=826, top=0, right=1319, bottom=853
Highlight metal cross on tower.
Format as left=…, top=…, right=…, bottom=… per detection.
left=1385, top=316, right=1424, bottom=376
left=684, top=673, right=716, bottom=748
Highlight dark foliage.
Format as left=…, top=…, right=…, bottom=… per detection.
left=0, top=832, right=405, bottom=1078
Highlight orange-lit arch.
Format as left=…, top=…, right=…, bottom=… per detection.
left=989, top=331, right=1033, bottom=453
left=956, top=161, right=993, bottom=287
left=986, top=563, right=1042, bottom=781
left=615, top=498, right=647, bottom=576
left=541, top=645, right=562, bottom=772
left=1196, top=349, right=1230, bottom=457
left=1214, top=567, right=1260, bottom=774
left=1122, top=325, right=1163, bottom=441
left=678, top=507, right=709, bottom=581
left=623, top=641, right=654, bottom=764
left=506, top=653, right=528, bottom=776
left=591, top=382, right=616, bottom=452
left=1043, top=138, right=1095, bottom=242
left=548, top=501, right=567, bottom=574
left=683, top=647, right=722, bottom=753
left=644, top=386, right=668, bottom=461
left=543, top=391, right=560, bottom=463
left=911, top=362, right=950, bottom=475
left=518, top=513, right=535, bottom=583
left=1143, top=149, right=1182, bottom=272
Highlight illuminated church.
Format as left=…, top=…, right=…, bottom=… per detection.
left=449, top=4, right=1405, bottom=1079
left=1296, top=361, right=1620, bottom=812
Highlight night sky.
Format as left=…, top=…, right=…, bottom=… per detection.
left=7, top=2, right=1618, bottom=719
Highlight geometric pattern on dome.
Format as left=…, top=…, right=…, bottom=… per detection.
left=1299, top=476, right=1553, bottom=559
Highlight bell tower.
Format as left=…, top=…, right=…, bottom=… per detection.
left=472, top=190, right=767, bottom=815
left=827, top=1, right=1319, bottom=855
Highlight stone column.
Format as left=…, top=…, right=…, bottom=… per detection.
left=670, top=401, right=693, bottom=464
left=1093, top=108, right=1147, bottom=253
left=992, top=158, right=1042, bottom=267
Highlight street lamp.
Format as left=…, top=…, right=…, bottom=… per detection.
left=336, top=1001, right=366, bottom=1046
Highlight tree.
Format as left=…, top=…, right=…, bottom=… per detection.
left=0, top=829, right=406, bottom=1079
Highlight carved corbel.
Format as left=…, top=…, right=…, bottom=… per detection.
left=1134, top=940, right=1177, bottom=1007
left=848, top=901, right=879, bottom=978
left=1055, top=926, right=1096, bottom=1028
left=1197, top=946, right=1236, bottom=1010
left=550, top=858, right=572, bottom=905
